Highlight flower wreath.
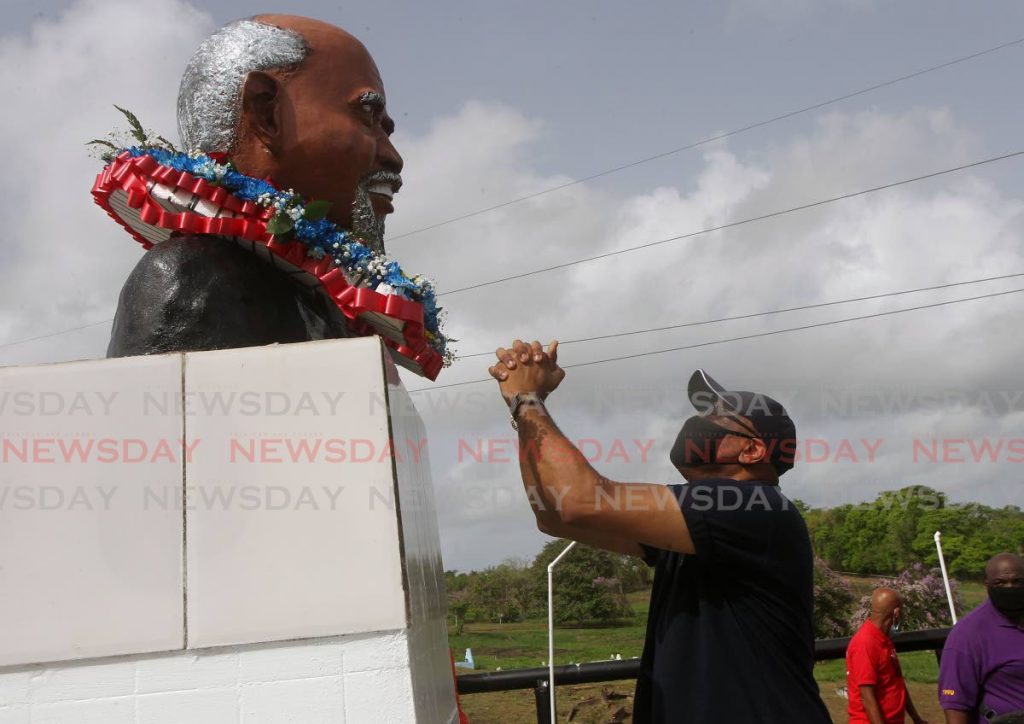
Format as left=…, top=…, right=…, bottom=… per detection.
left=90, top=108, right=451, bottom=380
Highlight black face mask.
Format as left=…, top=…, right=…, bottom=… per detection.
left=670, top=416, right=747, bottom=468
left=988, top=586, right=1024, bottom=618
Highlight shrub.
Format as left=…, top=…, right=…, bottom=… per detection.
left=849, top=563, right=962, bottom=631
left=532, top=541, right=633, bottom=626
left=813, top=557, right=856, bottom=638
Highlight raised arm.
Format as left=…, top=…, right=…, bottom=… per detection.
left=489, top=339, right=694, bottom=556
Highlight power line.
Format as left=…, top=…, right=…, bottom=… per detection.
left=441, top=150, right=1024, bottom=296
left=0, top=318, right=113, bottom=350
left=8, top=151, right=1021, bottom=349
left=411, top=286, right=1024, bottom=392
left=454, top=271, right=1024, bottom=358
left=388, top=35, right=1024, bottom=242
left=9, top=38, right=1023, bottom=350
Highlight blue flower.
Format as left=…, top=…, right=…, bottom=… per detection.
left=114, top=147, right=452, bottom=362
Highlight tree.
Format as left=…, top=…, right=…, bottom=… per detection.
left=913, top=504, right=1024, bottom=579
left=448, top=591, right=470, bottom=636
left=531, top=540, right=633, bottom=626
left=612, top=553, right=651, bottom=593
left=467, top=559, right=535, bottom=623
left=813, top=557, right=856, bottom=638
left=849, top=563, right=963, bottom=631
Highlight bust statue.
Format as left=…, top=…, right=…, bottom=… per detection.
left=106, top=15, right=405, bottom=358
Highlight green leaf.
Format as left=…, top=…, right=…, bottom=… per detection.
left=303, top=199, right=332, bottom=222
left=266, top=214, right=294, bottom=236
left=154, top=135, right=181, bottom=154
left=114, top=105, right=148, bottom=145
left=86, top=139, right=118, bottom=150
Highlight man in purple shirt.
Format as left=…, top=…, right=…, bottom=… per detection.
left=938, top=552, right=1024, bottom=723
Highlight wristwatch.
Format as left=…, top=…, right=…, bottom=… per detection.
left=508, top=392, right=546, bottom=430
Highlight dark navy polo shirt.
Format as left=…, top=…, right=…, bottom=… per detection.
left=635, top=478, right=831, bottom=723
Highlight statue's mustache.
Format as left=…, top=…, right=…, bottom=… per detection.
left=359, top=170, right=403, bottom=194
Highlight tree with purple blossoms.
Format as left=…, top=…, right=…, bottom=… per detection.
left=813, top=557, right=856, bottom=638
left=849, top=563, right=963, bottom=631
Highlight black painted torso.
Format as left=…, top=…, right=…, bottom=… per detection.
left=107, top=234, right=345, bottom=358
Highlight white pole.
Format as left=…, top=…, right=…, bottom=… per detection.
left=548, top=541, right=576, bottom=724
left=934, top=531, right=958, bottom=625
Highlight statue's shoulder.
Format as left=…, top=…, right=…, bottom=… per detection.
left=107, top=234, right=333, bottom=357
left=126, top=234, right=253, bottom=286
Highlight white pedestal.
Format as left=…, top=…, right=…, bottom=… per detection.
left=0, top=338, right=455, bottom=723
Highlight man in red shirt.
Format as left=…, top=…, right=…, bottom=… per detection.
left=847, top=588, right=929, bottom=724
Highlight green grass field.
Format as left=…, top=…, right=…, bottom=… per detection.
left=453, top=577, right=987, bottom=723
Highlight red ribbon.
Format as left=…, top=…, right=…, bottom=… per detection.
left=92, top=154, right=444, bottom=379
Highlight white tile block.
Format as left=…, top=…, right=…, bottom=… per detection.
left=240, top=676, right=344, bottom=724
left=184, top=338, right=407, bottom=648
left=0, top=354, right=185, bottom=666
left=0, top=707, right=29, bottom=724
left=340, top=631, right=408, bottom=674
left=31, top=696, right=134, bottom=724
left=136, top=650, right=239, bottom=694
left=29, top=660, right=136, bottom=704
left=239, top=640, right=344, bottom=683
left=0, top=670, right=31, bottom=705
left=136, top=688, right=239, bottom=724
left=343, top=667, right=415, bottom=724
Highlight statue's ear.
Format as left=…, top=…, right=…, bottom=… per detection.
left=239, top=71, right=283, bottom=153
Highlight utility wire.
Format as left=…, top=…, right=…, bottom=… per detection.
left=440, top=150, right=1024, bottom=296
left=9, top=38, right=1024, bottom=350
left=389, top=35, right=1024, bottom=242
left=0, top=318, right=113, bottom=350
left=410, top=285, right=1024, bottom=392
left=454, top=271, right=1024, bottom=358
left=7, top=150, right=1021, bottom=350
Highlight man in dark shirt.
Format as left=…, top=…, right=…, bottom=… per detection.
left=488, top=341, right=831, bottom=723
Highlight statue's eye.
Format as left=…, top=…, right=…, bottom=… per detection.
left=358, top=92, right=385, bottom=125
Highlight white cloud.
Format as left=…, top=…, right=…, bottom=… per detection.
left=1, top=3, right=1020, bottom=571
left=396, top=103, right=1024, bottom=569
left=0, top=0, right=213, bottom=365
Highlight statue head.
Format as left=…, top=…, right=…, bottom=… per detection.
left=177, top=15, right=403, bottom=252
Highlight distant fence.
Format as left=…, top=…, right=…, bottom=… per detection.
left=456, top=627, right=951, bottom=724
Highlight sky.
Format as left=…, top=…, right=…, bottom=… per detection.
left=2, top=0, right=1023, bottom=571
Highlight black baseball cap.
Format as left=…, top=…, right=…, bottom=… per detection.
left=687, top=369, right=797, bottom=475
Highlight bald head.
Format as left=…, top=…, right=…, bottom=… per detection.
left=870, top=587, right=902, bottom=616
left=179, top=14, right=404, bottom=250
left=866, top=587, right=903, bottom=634
left=253, top=14, right=362, bottom=47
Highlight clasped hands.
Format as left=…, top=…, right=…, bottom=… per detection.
left=488, top=339, right=566, bottom=402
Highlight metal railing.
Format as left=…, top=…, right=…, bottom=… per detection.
left=456, top=627, right=951, bottom=724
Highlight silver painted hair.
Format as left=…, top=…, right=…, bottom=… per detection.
left=177, top=19, right=308, bottom=154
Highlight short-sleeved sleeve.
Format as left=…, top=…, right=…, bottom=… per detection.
left=938, top=638, right=981, bottom=712
left=674, top=481, right=786, bottom=568
left=846, top=635, right=878, bottom=687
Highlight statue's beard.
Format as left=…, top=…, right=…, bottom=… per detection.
left=351, top=171, right=401, bottom=254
